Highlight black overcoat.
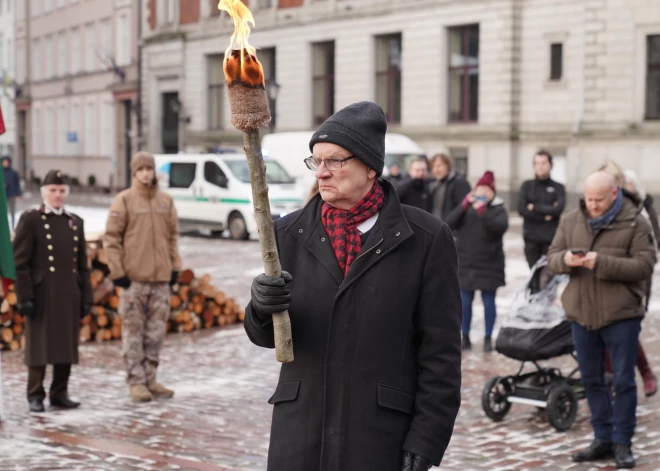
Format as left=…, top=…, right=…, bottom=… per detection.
left=13, top=206, right=93, bottom=367
left=244, top=180, right=462, bottom=471
left=448, top=197, right=509, bottom=292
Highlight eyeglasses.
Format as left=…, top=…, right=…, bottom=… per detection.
left=304, top=155, right=356, bottom=171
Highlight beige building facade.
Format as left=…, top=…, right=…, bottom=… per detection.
left=14, top=0, right=139, bottom=189
left=142, top=0, right=660, bottom=201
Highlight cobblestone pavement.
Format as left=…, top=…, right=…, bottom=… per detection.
left=1, top=219, right=659, bottom=470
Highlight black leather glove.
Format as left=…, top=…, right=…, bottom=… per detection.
left=170, top=271, right=179, bottom=287
left=113, top=276, right=131, bottom=289
left=250, top=271, right=293, bottom=318
left=18, top=300, right=35, bottom=319
left=401, top=451, right=433, bottom=471
left=81, top=303, right=92, bottom=319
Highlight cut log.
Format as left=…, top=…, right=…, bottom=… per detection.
left=111, top=324, right=122, bottom=339
left=91, top=306, right=105, bottom=317
left=171, top=294, right=183, bottom=310
left=96, top=314, right=109, bottom=328
left=227, top=313, right=238, bottom=325
left=93, top=278, right=115, bottom=305
left=80, top=325, right=91, bottom=342
left=214, top=291, right=226, bottom=305
left=238, top=310, right=245, bottom=322
left=13, top=313, right=23, bottom=325
left=1, top=327, right=13, bottom=343
left=9, top=339, right=20, bottom=351
left=108, top=295, right=120, bottom=310
left=5, top=292, right=17, bottom=306
left=183, top=321, right=194, bottom=332
left=0, top=312, right=11, bottom=324
left=103, top=329, right=113, bottom=341
left=81, top=314, right=92, bottom=325
left=180, top=285, right=190, bottom=302
left=218, top=315, right=227, bottom=328
left=1, top=298, right=10, bottom=314
left=193, top=303, right=203, bottom=315
left=12, top=323, right=23, bottom=336
left=95, top=329, right=108, bottom=342
left=179, top=269, right=195, bottom=285
left=112, top=316, right=122, bottom=327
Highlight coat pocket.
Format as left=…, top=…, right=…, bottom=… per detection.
left=268, top=379, right=301, bottom=405
left=377, top=383, right=416, bottom=415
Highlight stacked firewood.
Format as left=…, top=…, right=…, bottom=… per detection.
left=0, top=239, right=245, bottom=350
left=0, top=285, right=25, bottom=351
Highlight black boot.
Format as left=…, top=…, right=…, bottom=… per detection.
left=28, top=399, right=45, bottom=413
left=572, top=440, right=614, bottom=462
left=484, top=336, right=493, bottom=352
left=461, top=334, right=472, bottom=351
left=614, top=444, right=635, bottom=469
left=50, top=395, right=81, bottom=409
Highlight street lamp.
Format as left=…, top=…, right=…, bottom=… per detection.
left=265, top=80, right=280, bottom=133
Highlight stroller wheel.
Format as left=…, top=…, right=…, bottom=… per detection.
left=546, top=383, right=578, bottom=432
left=482, top=376, right=512, bottom=422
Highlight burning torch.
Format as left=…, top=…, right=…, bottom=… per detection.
left=218, top=0, right=294, bottom=363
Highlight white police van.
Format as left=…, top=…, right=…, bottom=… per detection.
left=154, top=153, right=305, bottom=239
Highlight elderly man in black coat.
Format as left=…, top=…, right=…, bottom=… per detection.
left=244, top=101, right=462, bottom=471
left=13, top=170, right=92, bottom=413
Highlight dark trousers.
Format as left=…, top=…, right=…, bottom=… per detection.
left=524, top=241, right=550, bottom=268
left=27, top=364, right=71, bottom=402
left=572, top=319, right=641, bottom=446
left=461, top=289, right=497, bottom=337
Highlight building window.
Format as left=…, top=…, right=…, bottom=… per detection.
left=312, top=41, right=335, bottom=126
left=31, top=0, right=40, bottom=17
left=158, top=0, right=176, bottom=25
left=116, top=13, right=130, bottom=66
left=207, top=54, right=224, bottom=130
left=32, top=39, right=41, bottom=81
left=260, top=47, right=277, bottom=127
left=449, top=147, right=468, bottom=176
left=7, top=39, right=11, bottom=74
left=85, top=24, right=95, bottom=72
left=32, top=108, right=41, bottom=155
left=70, top=103, right=81, bottom=153
left=56, top=0, right=65, bottom=8
left=375, top=34, right=402, bottom=124
left=100, top=19, right=112, bottom=61
left=85, top=101, right=97, bottom=156
left=57, top=105, right=67, bottom=155
left=44, top=107, right=54, bottom=155
left=448, top=24, right=479, bottom=123
left=57, top=32, right=67, bottom=76
left=257, top=0, right=273, bottom=8
left=100, top=101, right=114, bottom=156
left=70, top=28, right=80, bottom=74
left=16, top=42, right=25, bottom=83
left=646, top=35, right=660, bottom=120
left=43, top=0, right=52, bottom=13
left=44, top=35, right=54, bottom=79
left=550, top=43, right=563, bottom=81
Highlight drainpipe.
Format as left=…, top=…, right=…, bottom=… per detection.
left=572, top=0, right=586, bottom=195
left=137, top=0, right=143, bottom=151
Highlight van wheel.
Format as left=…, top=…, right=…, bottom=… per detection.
left=228, top=213, right=249, bottom=240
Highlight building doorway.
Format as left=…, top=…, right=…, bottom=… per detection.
left=161, top=92, right=180, bottom=154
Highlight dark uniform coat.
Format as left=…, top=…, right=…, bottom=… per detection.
left=13, top=206, right=92, bottom=367
left=244, top=180, right=462, bottom=471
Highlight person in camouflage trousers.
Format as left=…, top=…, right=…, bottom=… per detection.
left=104, top=152, right=181, bottom=402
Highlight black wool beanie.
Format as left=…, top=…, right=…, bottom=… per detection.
left=309, top=101, right=387, bottom=176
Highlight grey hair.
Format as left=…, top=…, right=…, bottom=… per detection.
left=624, top=169, right=646, bottom=201
left=40, top=185, right=71, bottom=199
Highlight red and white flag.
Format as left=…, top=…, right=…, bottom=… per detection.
left=0, top=104, right=5, bottom=135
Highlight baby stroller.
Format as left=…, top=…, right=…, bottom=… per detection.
left=481, top=257, right=585, bottom=432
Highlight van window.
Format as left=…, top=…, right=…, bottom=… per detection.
left=204, top=161, right=228, bottom=188
left=224, top=159, right=295, bottom=184
left=169, top=163, right=196, bottom=188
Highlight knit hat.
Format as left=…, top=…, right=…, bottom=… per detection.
left=131, top=152, right=155, bottom=174
left=309, top=101, right=387, bottom=176
left=476, top=170, right=496, bottom=193
left=42, top=170, right=66, bottom=186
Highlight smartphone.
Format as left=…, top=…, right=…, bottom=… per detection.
left=570, top=249, right=586, bottom=256
left=474, top=195, right=488, bottom=203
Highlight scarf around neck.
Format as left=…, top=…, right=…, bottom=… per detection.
left=588, top=188, right=624, bottom=231
left=321, top=180, right=385, bottom=276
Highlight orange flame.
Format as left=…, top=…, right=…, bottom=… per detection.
left=218, top=0, right=265, bottom=88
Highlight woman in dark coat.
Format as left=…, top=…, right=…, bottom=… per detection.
left=448, top=170, right=508, bottom=352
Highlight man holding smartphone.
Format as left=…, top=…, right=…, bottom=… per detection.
left=547, top=171, right=656, bottom=469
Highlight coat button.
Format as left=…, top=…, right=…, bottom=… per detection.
left=74, top=236, right=79, bottom=241
left=44, top=224, right=50, bottom=229
left=376, top=249, right=381, bottom=254
left=46, top=234, right=52, bottom=239
left=298, top=229, right=303, bottom=233
left=48, top=245, right=53, bottom=250
left=321, top=237, right=326, bottom=242
left=73, top=247, right=78, bottom=252
left=73, top=257, right=77, bottom=263
left=73, top=226, right=78, bottom=231
left=50, top=267, right=55, bottom=272
left=48, top=256, right=54, bottom=261
left=73, top=269, right=77, bottom=273
left=41, top=215, right=46, bottom=220
left=395, top=232, right=401, bottom=237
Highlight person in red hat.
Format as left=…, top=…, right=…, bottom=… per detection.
left=447, top=170, right=509, bottom=352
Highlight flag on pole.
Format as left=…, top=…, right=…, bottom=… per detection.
left=0, top=104, right=15, bottom=295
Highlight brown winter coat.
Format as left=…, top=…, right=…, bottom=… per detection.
left=547, top=197, right=657, bottom=330
left=105, top=180, right=181, bottom=283
left=13, top=206, right=93, bottom=367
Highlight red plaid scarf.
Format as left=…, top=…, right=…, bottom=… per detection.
left=321, top=180, right=385, bottom=276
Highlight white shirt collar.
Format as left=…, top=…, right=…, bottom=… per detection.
left=357, top=213, right=379, bottom=234
left=44, top=203, right=65, bottom=216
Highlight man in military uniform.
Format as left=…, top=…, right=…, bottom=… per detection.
left=105, top=152, right=181, bottom=402
left=13, top=170, right=92, bottom=413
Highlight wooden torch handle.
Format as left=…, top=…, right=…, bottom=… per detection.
left=243, top=129, right=294, bottom=363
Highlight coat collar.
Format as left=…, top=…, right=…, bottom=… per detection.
left=285, top=179, right=414, bottom=289
left=131, top=178, right=157, bottom=198
left=40, top=204, right=72, bottom=218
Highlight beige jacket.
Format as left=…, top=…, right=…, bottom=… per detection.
left=105, top=179, right=181, bottom=283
